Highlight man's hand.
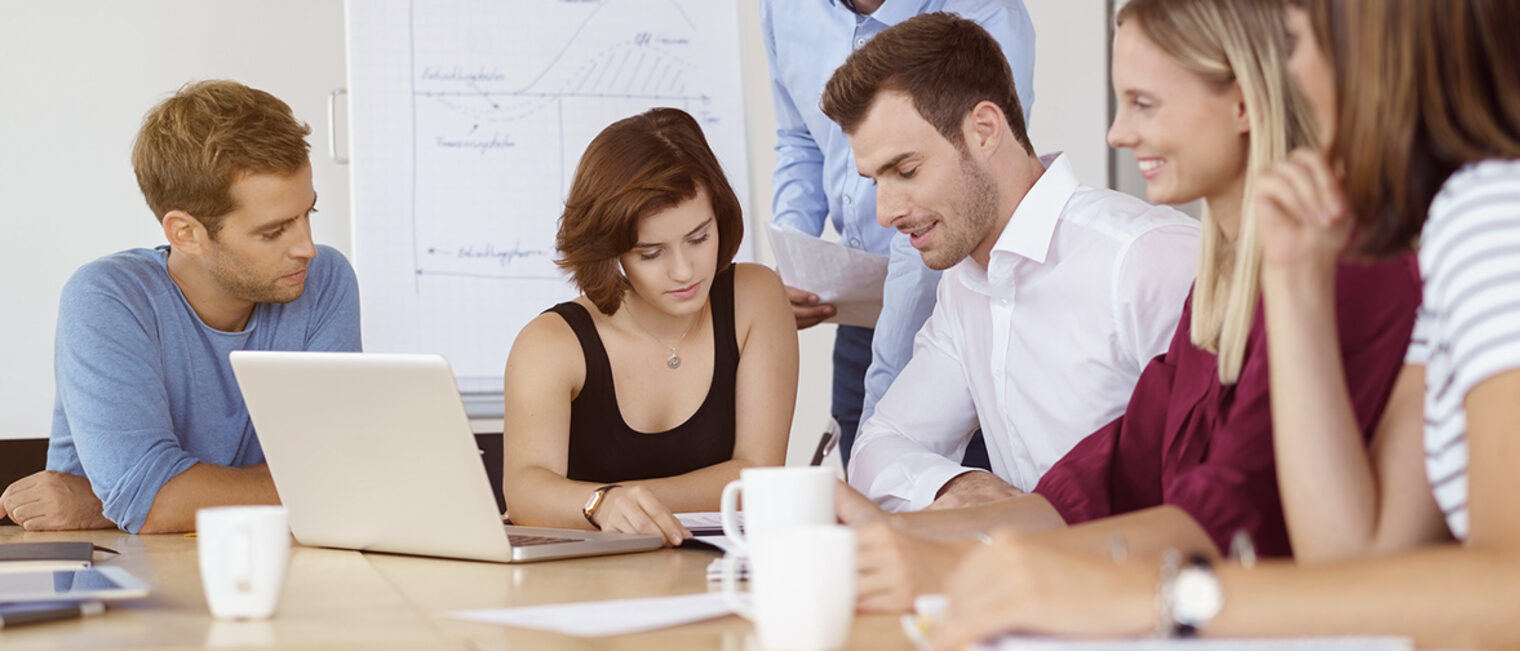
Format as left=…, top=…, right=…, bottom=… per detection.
left=855, top=521, right=978, bottom=613
left=928, top=471, right=1021, bottom=511
left=785, top=285, right=836, bottom=329
left=0, top=471, right=116, bottom=531
left=836, top=480, right=888, bottom=526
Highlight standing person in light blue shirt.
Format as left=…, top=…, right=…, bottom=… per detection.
left=0, top=80, right=360, bottom=534
left=760, top=0, right=1035, bottom=466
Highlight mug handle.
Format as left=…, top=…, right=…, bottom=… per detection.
left=719, top=479, right=746, bottom=553
left=231, top=525, right=253, bottom=593
left=720, top=554, right=755, bottom=622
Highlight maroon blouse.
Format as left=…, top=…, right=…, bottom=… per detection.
left=1032, top=256, right=1421, bottom=557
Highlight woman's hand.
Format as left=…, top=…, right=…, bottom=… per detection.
left=1254, top=149, right=1353, bottom=275
left=592, top=485, right=690, bottom=546
left=930, top=530, right=1156, bottom=649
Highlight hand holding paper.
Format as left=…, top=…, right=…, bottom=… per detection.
left=767, top=223, right=889, bottom=329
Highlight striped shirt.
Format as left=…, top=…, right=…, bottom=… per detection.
left=1406, top=159, right=1520, bottom=540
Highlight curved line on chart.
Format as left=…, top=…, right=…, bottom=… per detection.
left=512, top=0, right=608, bottom=94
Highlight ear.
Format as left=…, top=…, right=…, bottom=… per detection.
left=1230, top=82, right=1250, bottom=134
left=963, top=101, right=1005, bottom=158
left=162, top=210, right=211, bottom=257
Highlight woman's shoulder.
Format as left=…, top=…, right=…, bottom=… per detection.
left=729, top=262, right=785, bottom=294
left=508, top=300, right=591, bottom=369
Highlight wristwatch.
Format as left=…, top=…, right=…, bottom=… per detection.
left=582, top=484, right=621, bottom=529
left=1158, top=550, right=1223, bottom=637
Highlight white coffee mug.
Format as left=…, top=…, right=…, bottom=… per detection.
left=720, top=466, right=835, bottom=553
left=197, top=505, right=291, bottom=620
left=722, top=525, right=856, bottom=650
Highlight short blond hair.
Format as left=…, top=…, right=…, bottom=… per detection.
left=131, top=80, right=311, bottom=236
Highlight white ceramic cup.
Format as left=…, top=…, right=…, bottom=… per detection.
left=722, top=525, right=856, bottom=650
left=197, top=505, right=291, bottom=620
left=720, top=466, right=835, bottom=554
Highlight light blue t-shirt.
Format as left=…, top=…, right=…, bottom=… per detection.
left=46, top=245, right=361, bottom=533
left=759, top=0, right=1037, bottom=421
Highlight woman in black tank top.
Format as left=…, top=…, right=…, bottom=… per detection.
left=500, top=108, right=798, bottom=546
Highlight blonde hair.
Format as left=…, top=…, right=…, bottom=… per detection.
left=1117, top=0, right=1314, bottom=383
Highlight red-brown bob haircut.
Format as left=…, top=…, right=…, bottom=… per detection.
left=820, top=12, right=1033, bottom=154
left=555, top=108, right=743, bottom=315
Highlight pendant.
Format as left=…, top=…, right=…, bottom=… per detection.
left=667, top=353, right=682, bottom=370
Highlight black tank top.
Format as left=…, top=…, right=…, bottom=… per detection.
left=548, top=266, right=739, bottom=483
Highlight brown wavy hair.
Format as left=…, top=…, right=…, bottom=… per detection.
left=1295, top=0, right=1520, bottom=255
left=555, top=108, right=743, bottom=314
left=131, top=80, right=312, bottom=237
left=819, top=12, right=1033, bottom=154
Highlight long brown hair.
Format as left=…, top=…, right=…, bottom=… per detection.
left=555, top=108, right=743, bottom=315
left=1299, top=0, right=1520, bottom=254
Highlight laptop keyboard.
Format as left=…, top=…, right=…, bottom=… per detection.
left=507, top=533, right=585, bottom=547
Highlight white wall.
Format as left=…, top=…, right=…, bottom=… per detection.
left=0, top=2, right=1114, bottom=469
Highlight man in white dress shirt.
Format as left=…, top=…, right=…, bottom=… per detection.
left=821, top=13, right=1199, bottom=512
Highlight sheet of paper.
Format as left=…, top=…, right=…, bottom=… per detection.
left=675, top=512, right=729, bottom=530
left=766, top=223, right=890, bottom=329
left=446, top=593, right=737, bottom=637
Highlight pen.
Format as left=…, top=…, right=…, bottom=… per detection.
left=0, top=600, right=106, bottom=629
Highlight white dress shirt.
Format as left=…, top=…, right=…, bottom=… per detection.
left=847, top=154, right=1200, bottom=512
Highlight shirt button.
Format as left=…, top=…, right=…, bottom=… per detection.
left=855, top=37, right=867, bottom=48
left=850, top=238, right=862, bottom=247
left=998, top=298, right=1010, bottom=308
left=844, top=194, right=853, bottom=205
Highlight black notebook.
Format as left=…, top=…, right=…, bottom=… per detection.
left=0, top=542, right=95, bottom=574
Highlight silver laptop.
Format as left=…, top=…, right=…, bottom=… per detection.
left=229, top=351, right=663, bottom=562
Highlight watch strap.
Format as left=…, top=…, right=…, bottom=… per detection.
left=582, top=484, right=621, bottom=530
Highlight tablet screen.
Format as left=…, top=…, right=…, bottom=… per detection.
left=0, top=568, right=149, bottom=602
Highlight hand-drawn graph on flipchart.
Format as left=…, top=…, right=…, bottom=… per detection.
left=347, top=0, right=749, bottom=398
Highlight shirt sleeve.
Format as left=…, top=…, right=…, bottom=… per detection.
left=52, top=272, right=198, bottom=533
left=1429, top=186, right=1520, bottom=401
left=860, top=232, right=942, bottom=423
left=304, top=246, right=363, bottom=352
left=848, top=281, right=980, bottom=512
left=759, top=0, right=827, bottom=237
left=1113, top=222, right=1199, bottom=371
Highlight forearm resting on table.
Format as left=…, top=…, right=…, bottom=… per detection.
left=891, top=493, right=1066, bottom=541
left=1212, top=545, right=1520, bottom=648
left=1033, top=505, right=1220, bottom=561
left=505, top=459, right=761, bottom=528
left=139, top=462, right=279, bottom=534
left=623, top=458, right=764, bottom=513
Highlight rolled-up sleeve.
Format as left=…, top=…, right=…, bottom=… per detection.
left=53, top=279, right=197, bottom=534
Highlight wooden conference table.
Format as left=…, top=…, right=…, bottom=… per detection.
left=0, top=526, right=913, bottom=650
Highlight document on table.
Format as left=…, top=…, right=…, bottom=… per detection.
left=676, top=511, right=739, bottom=536
left=766, top=223, right=889, bottom=329
left=446, top=593, right=738, bottom=637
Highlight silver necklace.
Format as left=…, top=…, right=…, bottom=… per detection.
left=627, top=304, right=702, bottom=370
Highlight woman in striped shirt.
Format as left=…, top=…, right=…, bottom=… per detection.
left=926, top=0, right=1520, bottom=647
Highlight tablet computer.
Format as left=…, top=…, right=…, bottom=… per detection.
left=0, top=567, right=149, bottom=602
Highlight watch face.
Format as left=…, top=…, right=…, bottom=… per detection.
left=1174, top=568, right=1224, bottom=624
left=584, top=492, right=601, bottom=512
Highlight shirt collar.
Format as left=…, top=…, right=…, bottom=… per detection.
left=828, top=0, right=936, bottom=26
left=989, top=152, right=1076, bottom=265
